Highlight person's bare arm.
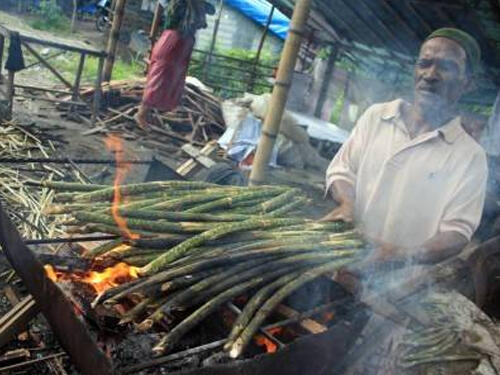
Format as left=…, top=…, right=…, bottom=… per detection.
left=366, top=231, right=468, bottom=265
left=319, top=180, right=355, bottom=223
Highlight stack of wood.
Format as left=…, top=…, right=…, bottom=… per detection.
left=69, top=79, right=226, bottom=159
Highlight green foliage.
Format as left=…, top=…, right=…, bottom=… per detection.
left=30, top=0, right=70, bottom=32
left=189, top=47, right=279, bottom=98
left=330, top=91, right=345, bottom=125
left=460, top=103, right=493, bottom=117
left=316, top=46, right=333, bottom=61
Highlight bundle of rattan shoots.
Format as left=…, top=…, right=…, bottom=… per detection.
left=44, top=180, right=366, bottom=357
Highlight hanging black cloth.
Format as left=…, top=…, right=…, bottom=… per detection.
left=5, top=32, right=25, bottom=72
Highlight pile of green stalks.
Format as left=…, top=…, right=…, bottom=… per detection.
left=44, top=180, right=365, bottom=357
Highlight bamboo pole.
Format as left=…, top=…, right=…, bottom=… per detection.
left=249, top=0, right=313, bottom=185
left=103, top=0, right=127, bottom=82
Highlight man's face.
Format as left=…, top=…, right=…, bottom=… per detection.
left=414, top=37, right=469, bottom=112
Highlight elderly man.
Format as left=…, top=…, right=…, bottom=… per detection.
left=323, top=29, right=500, bottom=375
left=323, top=28, right=487, bottom=266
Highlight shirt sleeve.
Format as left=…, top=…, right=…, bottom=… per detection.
left=439, top=152, right=488, bottom=240
left=325, top=108, right=371, bottom=195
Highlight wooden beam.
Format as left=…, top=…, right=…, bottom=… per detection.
left=405, top=0, right=434, bottom=34
left=22, top=42, right=74, bottom=90
left=357, top=0, right=413, bottom=54
left=92, top=57, right=105, bottom=125
left=149, top=2, right=163, bottom=43
left=381, top=0, right=424, bottom=41
left=72, top=53, right=86, bottom=102
left=0, top=25, right=105, bottom=57
left=103, top=0, right=127, bottom=82
left=338, top=0, right=388, bottom=47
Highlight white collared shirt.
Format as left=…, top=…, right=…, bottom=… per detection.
left=326, top=99, right=488, bottom=247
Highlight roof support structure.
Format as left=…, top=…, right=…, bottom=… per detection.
left=250, top=0, right=313, bottom=185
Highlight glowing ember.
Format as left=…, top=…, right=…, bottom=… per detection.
left=105, top=134, right=140, bottom=240
left=44, top=263, right=139, bottom=294
left=322, top=312, right=335, bottom=323
left=255, top=334, right=278, bottom=354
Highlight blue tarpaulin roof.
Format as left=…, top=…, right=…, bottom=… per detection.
left=224, top=0, right=290, bottom=40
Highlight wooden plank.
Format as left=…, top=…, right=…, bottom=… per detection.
left=0, top=296, right=39, bottom=349
left=176, top=142, right=217, bottom=176
left=275, top=304, right=327, bottom=334
left=180, top=144, right=217, bottom=168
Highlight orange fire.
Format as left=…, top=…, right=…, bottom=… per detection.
left=44, top=263, right=139, bottom=294
left=255, top=334, right=278, bottom=354
left=254, top=327, right=283, bottom=354
left=105, top=134, right=140, bottom=240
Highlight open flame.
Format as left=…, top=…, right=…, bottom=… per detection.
left=255, top=334, right=278, bottom=354
left=44, top=263, right=139, bottom=294
left=254, top=327, right=283, bottom=354
left=105, top=134, right=140, bottom=240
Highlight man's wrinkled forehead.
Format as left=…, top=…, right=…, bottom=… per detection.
left=418, top=37, right=467, bottom=63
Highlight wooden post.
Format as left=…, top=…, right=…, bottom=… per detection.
left=6, top=70, right=15, bottom=120
left=249, top=0, right=313, bottom=185
left=103, top=0, right=127, bottom=82
left=203, top=0, right=224, bottom=82
left=248, top=5, right=275, bottom=92
left=314, top=45, right=338, bottom=118
left=149, top=2, right=163, bottom=43
left=0, top=34, right=4, bottom=84
left=92, top=56, right=105, bottom=125
left=71, top=0, right=78, bottom=33
left=72, top=53, right=86, bottom=102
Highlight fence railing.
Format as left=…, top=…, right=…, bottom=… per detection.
left=189, top=49, right=277, bottom=98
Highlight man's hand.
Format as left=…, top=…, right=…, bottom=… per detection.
left=319, top=202, right=354, bottom=223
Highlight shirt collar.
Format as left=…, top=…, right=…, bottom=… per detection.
left=380, top=99, right=464, bottom=144
left=380, top=99, right=405, bottom=122
left=437, top=116, right=464, bottom=144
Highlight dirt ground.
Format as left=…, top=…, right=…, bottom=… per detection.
left=0, top=10, right=156, bottom=185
